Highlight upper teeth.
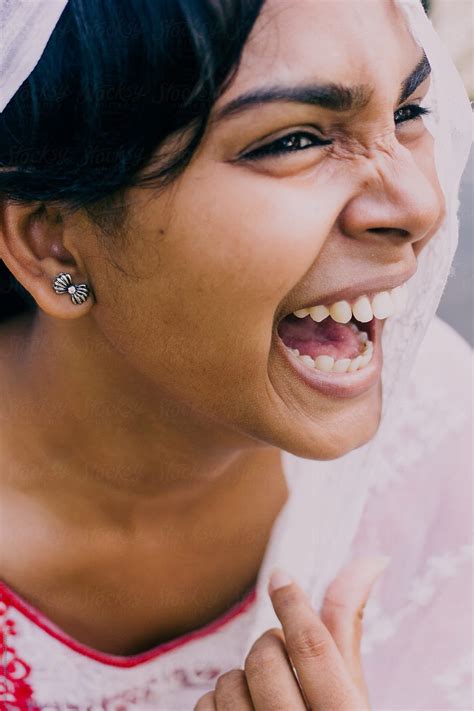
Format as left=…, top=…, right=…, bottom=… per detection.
left=292, top=283, right=407, bottom=323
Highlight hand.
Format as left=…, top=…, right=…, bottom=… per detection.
left=194, top=556, right=389, bottom=710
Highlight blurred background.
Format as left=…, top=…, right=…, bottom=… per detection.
left=428, top=0, right=473, bottom=345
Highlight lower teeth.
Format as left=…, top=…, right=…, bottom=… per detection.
left=287, top=338, right=374, bottom=373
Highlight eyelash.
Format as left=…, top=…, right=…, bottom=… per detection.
left=241, top=104, right=433, bottom=161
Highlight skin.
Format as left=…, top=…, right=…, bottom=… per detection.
left=195, top=557, right=388, bottom=710
left=0, top=0, right=444, bottom=678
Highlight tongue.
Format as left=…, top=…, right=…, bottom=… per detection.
left=278, top=315, right=362, bottom=360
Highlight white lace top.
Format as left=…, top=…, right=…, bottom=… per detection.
left=1, top=315, right=471, bottom=710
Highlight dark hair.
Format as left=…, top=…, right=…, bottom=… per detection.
left=0, top=0, right=265, bottom=321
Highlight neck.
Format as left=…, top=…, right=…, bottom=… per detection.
left=0, top=310, right=287, bottom=529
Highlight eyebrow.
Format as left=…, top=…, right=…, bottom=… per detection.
left=213, top=51, right=431, bottom=121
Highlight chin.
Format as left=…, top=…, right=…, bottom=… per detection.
left=271, top=381, right=384, bottom=462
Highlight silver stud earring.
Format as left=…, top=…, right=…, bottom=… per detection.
left=52, top=272, right=90, bottom=305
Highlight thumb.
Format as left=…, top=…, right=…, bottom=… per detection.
left=320, top=555, right=390, bottom=700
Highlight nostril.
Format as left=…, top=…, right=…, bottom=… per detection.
left=368, top=227, right=411, bottom=238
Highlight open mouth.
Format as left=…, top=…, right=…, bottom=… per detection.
left=276, top=284, right=407, bottom=375
left=278, top=312, right=375, bottom=372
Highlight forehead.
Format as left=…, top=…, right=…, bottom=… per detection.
left=220, top=0, right=421, bottom=103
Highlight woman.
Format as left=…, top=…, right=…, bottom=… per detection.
left=0, top=0, right=471, bottom=708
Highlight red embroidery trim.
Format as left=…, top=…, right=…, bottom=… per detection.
left=0, top=581, right=257, bottom=669
left=0, top=591, right=40, bottom=711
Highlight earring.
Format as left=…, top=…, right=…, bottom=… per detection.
left=52, top=272, right=90, bottom=305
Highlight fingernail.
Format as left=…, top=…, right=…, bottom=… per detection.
left=268, top=567, right=293, bottom=594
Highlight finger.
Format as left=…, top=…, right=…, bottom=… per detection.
left=268, top=569, right=366, bottom=711
left=214, top=669, right=254, bottom=710
left=320, top=556, right=390, bottom=701
left=194, top=690, right=217, bottom=711
left=244, top=628, right=307, bottom=710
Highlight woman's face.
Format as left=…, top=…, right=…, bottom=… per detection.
left=87, top=0, right=445, bottom=459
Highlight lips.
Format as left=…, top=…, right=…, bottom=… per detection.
left=280, top=266, right=417, bottom=322
left=285, top=281, right=409, bottom=326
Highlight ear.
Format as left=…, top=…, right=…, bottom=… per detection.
left=0, top=201, right=94, bottom=319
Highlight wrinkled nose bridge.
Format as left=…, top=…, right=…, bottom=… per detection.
left=351, top=131, right=409, bottom=190
left=339, top=129, right=442, bottom=241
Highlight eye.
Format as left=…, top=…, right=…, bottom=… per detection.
left=241, top=131, right=332, bottom=161
left=394, top=103, right=432, bottom=125
left=239, top=104, right=432, bottom=163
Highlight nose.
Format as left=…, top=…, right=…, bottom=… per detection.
left=338, top=134, right=445, bottom=245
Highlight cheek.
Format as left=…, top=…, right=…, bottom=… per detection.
left=166, top=162, right=343, bottom=299
left=92, top=168, right=337, bottom=409
left=139, top=167, right=334, bottom=327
